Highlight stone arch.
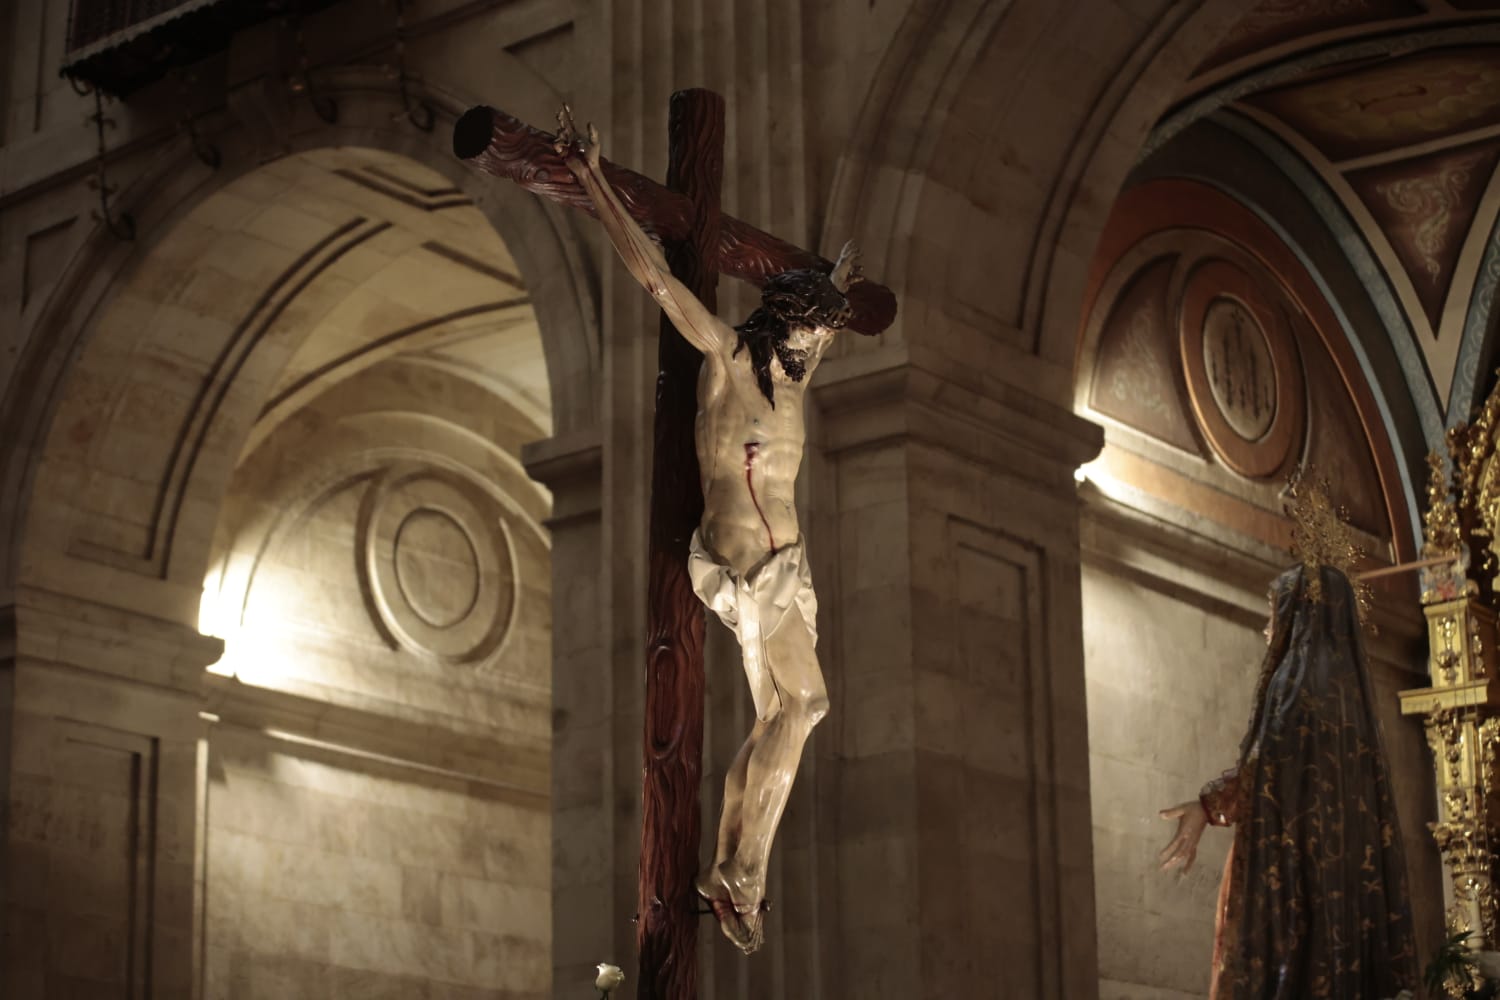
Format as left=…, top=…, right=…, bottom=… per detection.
left=821, top=0, right=1245, bottom=376
left=2, top=63, right=597, bottom=612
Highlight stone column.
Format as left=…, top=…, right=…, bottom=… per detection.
left=2, top=587, right=221, bottom=1000
left=814, top=350, right=1103, bottom=999
left=523, top=428, right=618, bottom=995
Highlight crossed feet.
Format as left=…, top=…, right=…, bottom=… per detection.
left=696, top=865, right=768, bottom=954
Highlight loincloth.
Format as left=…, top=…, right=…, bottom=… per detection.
left=688, top=531, right=818, bottom=721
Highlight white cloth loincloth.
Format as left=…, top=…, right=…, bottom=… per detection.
left=688, top=530, right=818, bottom=721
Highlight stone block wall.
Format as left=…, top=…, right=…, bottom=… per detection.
left=201, top=726, right=548, bottom=998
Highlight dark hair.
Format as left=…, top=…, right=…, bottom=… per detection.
left=734, top=269, right=851, bottom=406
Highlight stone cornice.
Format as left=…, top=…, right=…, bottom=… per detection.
left=522, top=425, right=602, bottom=527
left=202, top=672, right=548, bottom=802
left=14, top=585, right=223, bottom=693
left=1081, top=484, right=1426, bottom=672
left=814, top=347, right=1104, bottom=482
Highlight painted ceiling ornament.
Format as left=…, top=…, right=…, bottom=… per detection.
left=1284, top=467, right=1372, bottom=619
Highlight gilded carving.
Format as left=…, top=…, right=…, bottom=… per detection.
left=1427, top=450, right=1463, bottom=556
left=1286, top=471, right=1370, bottom=612
left=1475, top=612, right=1488, bottom=679
left=1406, top=381, right=1500, bottom=953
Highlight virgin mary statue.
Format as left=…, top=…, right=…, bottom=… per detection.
left=1158, top=562, right=1418, bottom=999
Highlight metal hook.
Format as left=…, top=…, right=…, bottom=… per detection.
left=90, top=89, right=134, bottom=241
left=285, top=6, right=338, bottom=124
left=175, top=70, right=221, bottom=169
left=185, top=117, right=222, bottom=168
left=390, top=0, right=435, bottom=131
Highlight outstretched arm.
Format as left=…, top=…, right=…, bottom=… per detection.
left=554, top=107, right=732, bottom=358
left=1157, top=764, right=1241, bottom=873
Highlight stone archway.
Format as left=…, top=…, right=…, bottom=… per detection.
left=813, top=4, right=1468, bottom=996
left=1, top=71, right=589, bottom=996
left=820, top=0, right=1245, bottom=380
left=0, top=66, right=599, bottom=606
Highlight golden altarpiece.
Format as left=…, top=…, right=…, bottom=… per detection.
left=1403, top=384, right=1500, bottom=951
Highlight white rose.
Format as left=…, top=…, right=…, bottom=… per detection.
left=595, top=963, right=625, bottom=994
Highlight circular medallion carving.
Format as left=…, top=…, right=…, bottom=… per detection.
left=1179, top=259, right=1305, bottom=479
left=393, top=507, right=480, bottom=628
left=1201, top=297, right=1276, bottom=441
left=358, top=467, right=518, bottom=665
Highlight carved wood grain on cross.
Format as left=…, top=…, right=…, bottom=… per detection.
left=452, top=106, right=897, bottom=335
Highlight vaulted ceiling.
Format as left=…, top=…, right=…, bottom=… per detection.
left=1077, top=1, right=1500, bottom=561
left=1168, top=0, right=1500, bottom=423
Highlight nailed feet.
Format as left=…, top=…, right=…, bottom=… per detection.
left=696, top=867, right=767, bottom=955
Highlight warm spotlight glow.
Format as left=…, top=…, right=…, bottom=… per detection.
left=198, top=568, right=235, bottom=675
left=1075, top=455, right=1109, bottom=485
left=1074, top=452, right=1131, bottom=503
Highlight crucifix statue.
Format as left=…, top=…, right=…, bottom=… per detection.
left=453, top=89, right=895, bottom=995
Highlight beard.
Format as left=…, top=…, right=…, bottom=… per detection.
left=733, top=315, right=809, bottom=408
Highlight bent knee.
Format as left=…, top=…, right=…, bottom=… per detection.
left=784, top=689, right=829, bottom=726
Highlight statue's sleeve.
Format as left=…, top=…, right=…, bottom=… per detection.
left=1199, top=766, right=1242, bottom=827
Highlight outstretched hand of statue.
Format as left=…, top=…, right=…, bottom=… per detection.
left=830, top=239, right=863, bottom=291
left=554, top=104, right=601, bottom=173
left=1157, top=801, right=1209, bottom=873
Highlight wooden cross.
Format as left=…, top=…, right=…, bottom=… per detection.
left=453, top=90, right=896, bottom=1000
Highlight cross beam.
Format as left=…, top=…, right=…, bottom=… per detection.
left=454, top=93, right=891, bottom=999
left=452, top=105, right=897, bottom=336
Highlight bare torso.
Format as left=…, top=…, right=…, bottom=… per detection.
left=555, top=109, right=853, bottom=954
left=695, top=328, right=832, bottom=577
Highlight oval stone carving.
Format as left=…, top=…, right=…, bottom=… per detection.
left=393, top=507, right=480, bottom=628
left=360, top=466, right=518, bottom=665
left=1178, top=259, right=1304, bottom=479
left=1201, top=296, right=1276, bottom=441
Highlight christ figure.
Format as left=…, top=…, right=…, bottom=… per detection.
left=554, top=107, right=862, bottom=953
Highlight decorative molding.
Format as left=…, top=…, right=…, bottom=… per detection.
left=1246, top=46, right=1500, bottom=164
left=419, top=240, right=526, bottom=289
left=331, top=164, right=472, bottom=211
left=201, top=671, right=547, bottom=802
left=942, top=515, right=1059, bottom=996
left=67, top=215, right=389, bottom=579
left=814, top=349, right=1103, bottom=481
left=356, top=462, right=518, bottom=666
left=1080, top=476, right=1427, bottom=654
left=1204, top=118, right=1435, bottom=547
left=46, top=720, right=158, bottom=995
left=1149, top=23, right=1500, bottom=162
left=254, top=297, right=532, bottom=425
left=521, top=426, right=602, bottom=528
left=1199, top=0, right=1421, bottom=73
left=1081, top=176, right=1414, bottom=552
left=1448, top=198, right=1500, bottom=424
left=1086, top=252, right=1203, bottom=455
left=1177, top=258, right=1304, bottom=478
left=13, top=584, right=222, bottom=692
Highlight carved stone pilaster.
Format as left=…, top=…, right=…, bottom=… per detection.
left=812, top=350, right=1104, bottom=999
left=4, top=587, right=221, bottom=999
left=522, top=429, right=615, bottom=991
